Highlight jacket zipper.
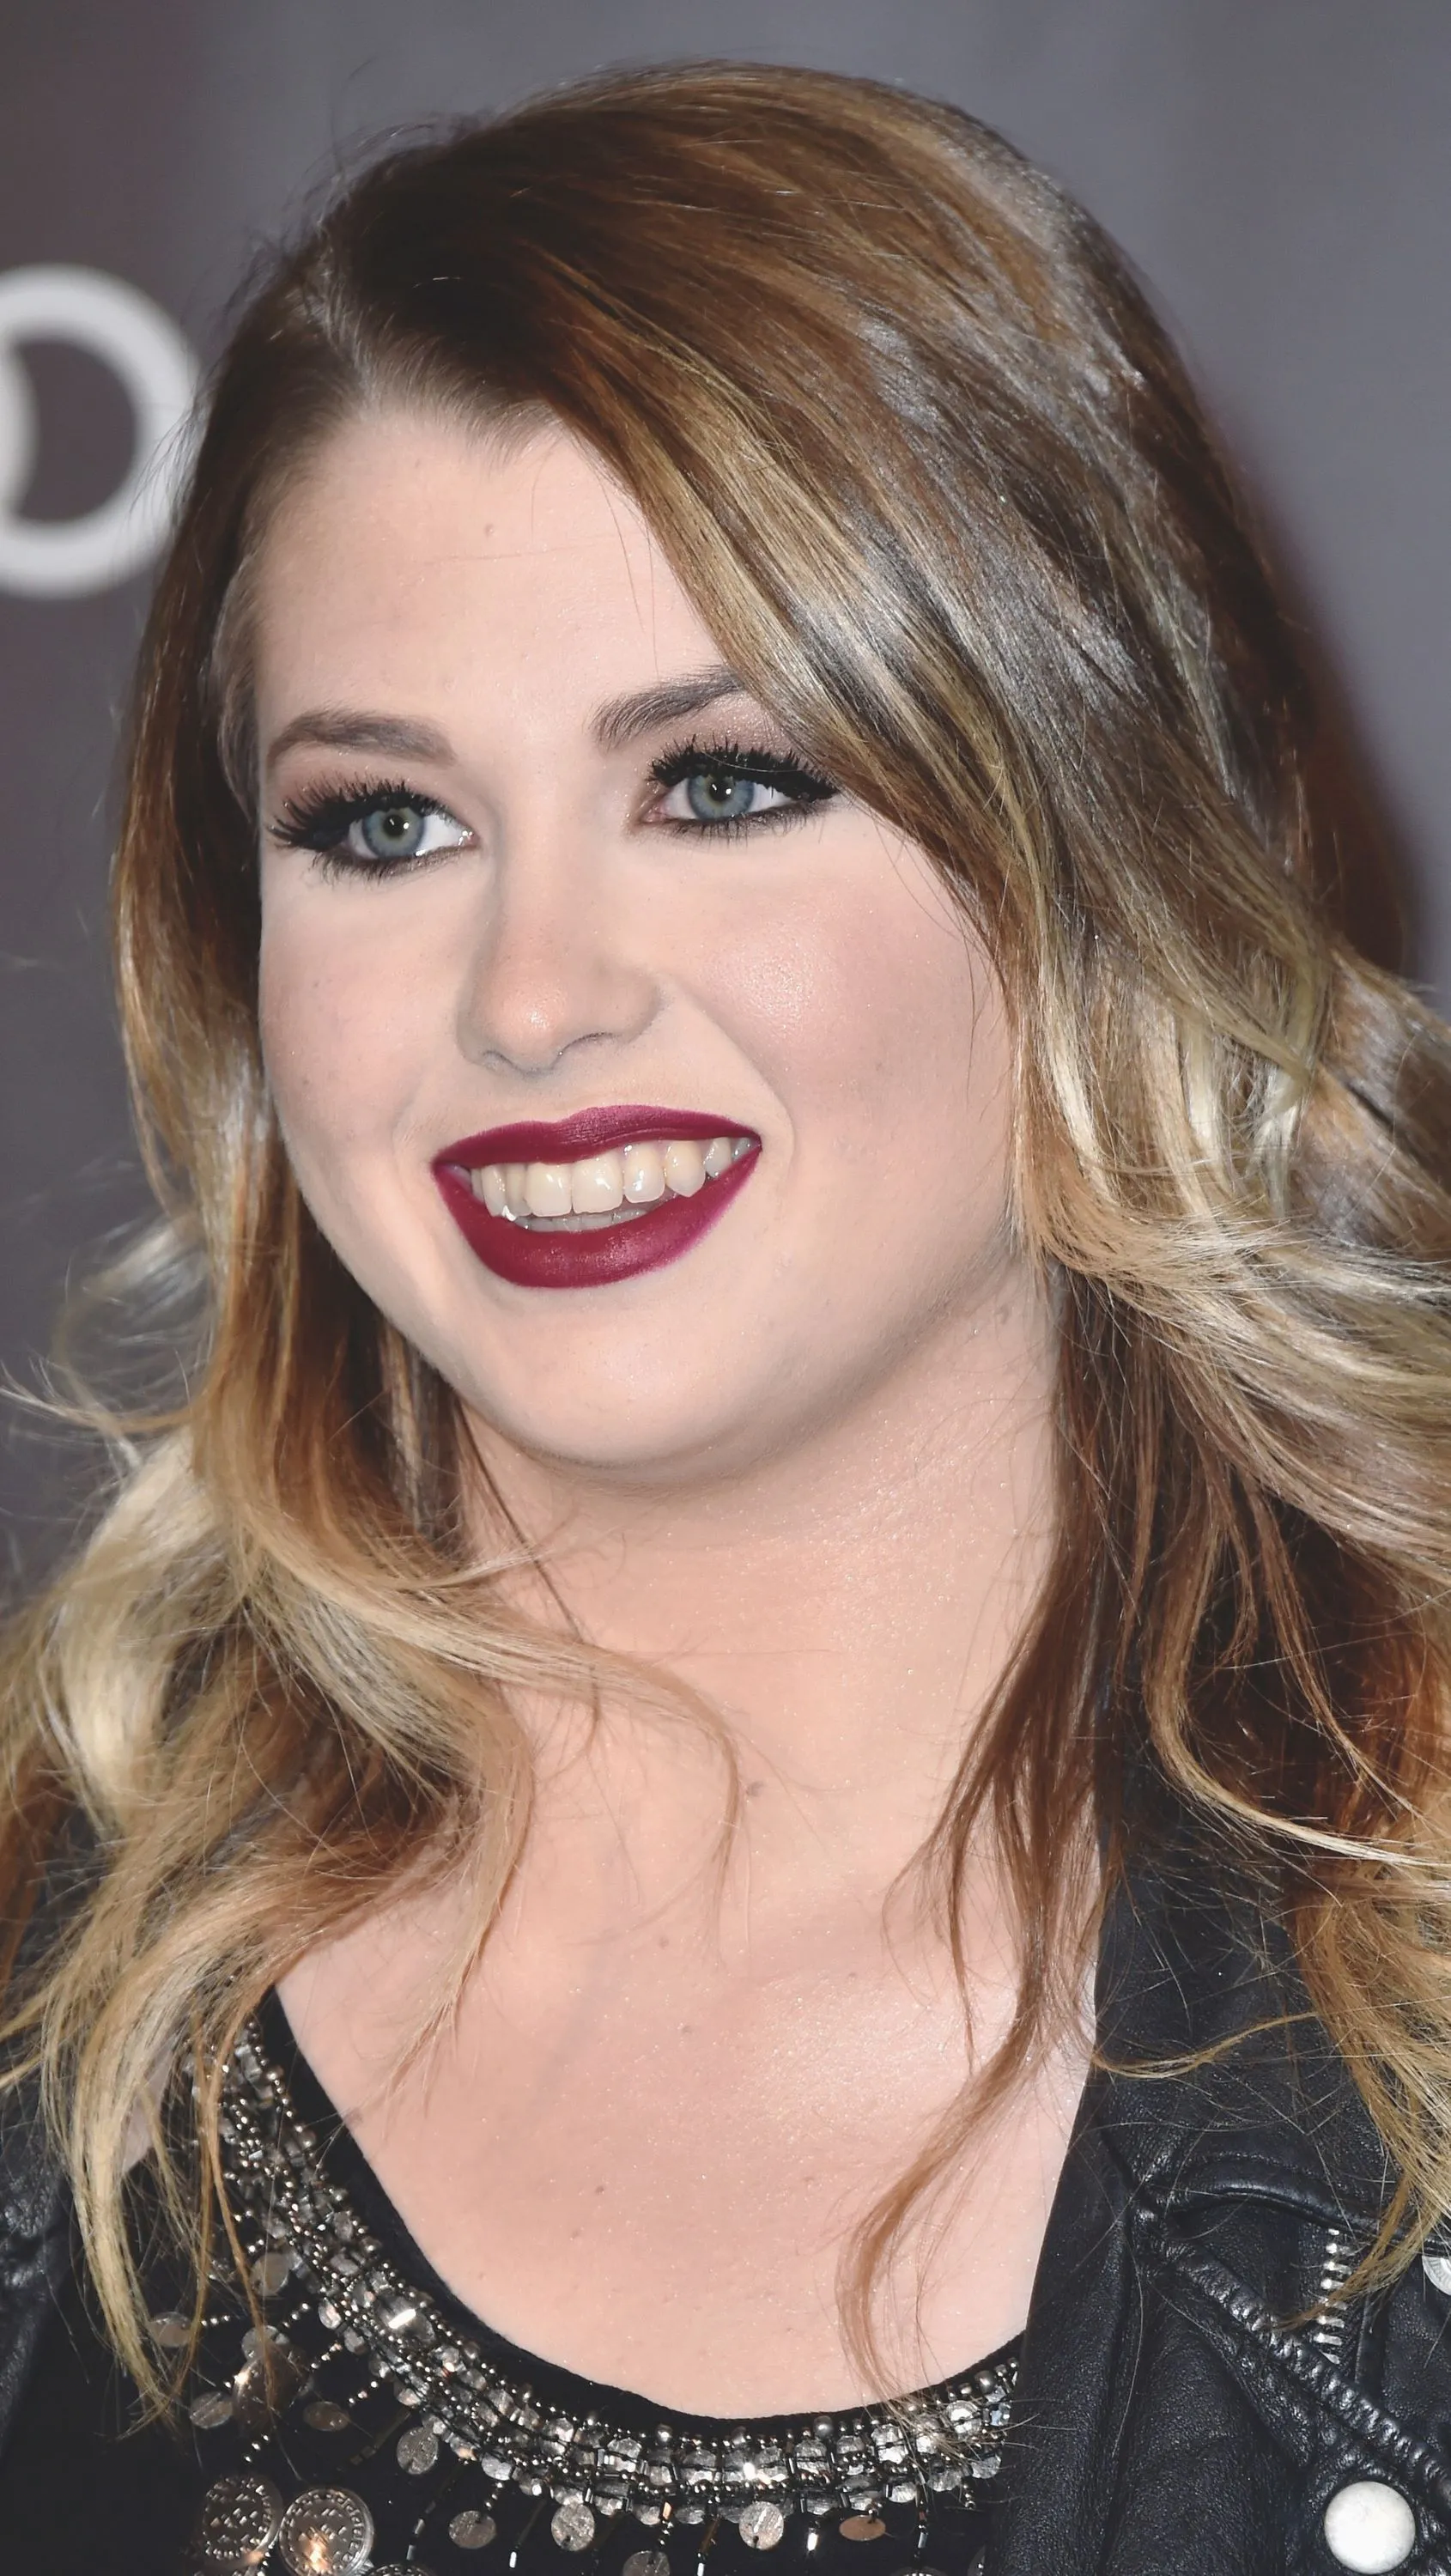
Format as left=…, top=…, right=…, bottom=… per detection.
left=1306, top=2223, right=1357, bottom=2370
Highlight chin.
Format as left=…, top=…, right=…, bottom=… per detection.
left=459, top=1383, right=766, bottom=1485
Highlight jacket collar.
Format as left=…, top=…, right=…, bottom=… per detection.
left=1086, top=1812, right=1392, bottom=2230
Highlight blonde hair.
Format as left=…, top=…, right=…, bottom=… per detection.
left=5, top=60, right=1451, bottom=2397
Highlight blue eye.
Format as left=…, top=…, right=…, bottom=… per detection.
left=671, top=769, right=791, bottom=823
left=649, top=739, right=839, bottom=835
left=349, top=799, right=464, bottom=862
left=269, top=781, right=472, bottom=874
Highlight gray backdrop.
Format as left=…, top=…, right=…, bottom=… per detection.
left=2, top=0, right=1448, bottom=1575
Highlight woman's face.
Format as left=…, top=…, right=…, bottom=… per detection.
left=254, top=412, right=1029, bottom=1485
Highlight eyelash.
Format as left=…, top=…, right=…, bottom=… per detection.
left=264, top=738, right=840, bottom=877
left=647, top=737, right=840, bottom=840
left=266, top=776, right=454, bottom=880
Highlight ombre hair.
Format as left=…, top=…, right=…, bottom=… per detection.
left=6, top=60, right=1451, bottom=2397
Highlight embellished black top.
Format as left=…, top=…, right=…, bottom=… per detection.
left=0, top=1993, right=1018, bottom=2575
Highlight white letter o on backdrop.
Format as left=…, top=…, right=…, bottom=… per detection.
left=0, top=266, right=198, bottom=599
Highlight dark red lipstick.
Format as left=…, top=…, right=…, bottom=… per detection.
left=432, top=1104, right=760, bottom=1291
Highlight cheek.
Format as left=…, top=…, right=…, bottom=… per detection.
left=699, top=854, right=1011, bottom=1185
left=256, top=896, right=428, bottom=1167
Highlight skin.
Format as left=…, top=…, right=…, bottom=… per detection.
left=265, top=409, right=1084, bottom=2413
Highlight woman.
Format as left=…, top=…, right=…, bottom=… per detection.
left=3, top=59, right=1449, bottom=2576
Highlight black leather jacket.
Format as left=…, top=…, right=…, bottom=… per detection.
left=3, top=1828, right=1451, bottom=2574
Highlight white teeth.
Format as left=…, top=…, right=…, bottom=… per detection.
left=622, top=1142, right=667, bottom=1204
left=571, top=1151, right=625, bottom=1212
left=524, top=1161, right=573, bottom=1218
left=466, top=1133, right=752, bottom=1224
left=663, top=1139, right=706, bottom=1196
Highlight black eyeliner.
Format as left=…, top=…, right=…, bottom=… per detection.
left=264, top=734, right=841, bottom=875
left=648, top=735, right=838, bottom=803
left=266, top=775, right=448, bottom=854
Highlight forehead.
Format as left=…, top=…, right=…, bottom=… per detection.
left=251, top=409, right=716, bottom=729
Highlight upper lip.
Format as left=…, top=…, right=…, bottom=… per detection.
left=434, top=1104, right=759, bottom=1168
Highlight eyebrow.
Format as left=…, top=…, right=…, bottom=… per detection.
left=264, top=665, right=753, bottom=777
left=592, top=665, right=750, bottom=751
left=264, top=710, right=453, bottom=773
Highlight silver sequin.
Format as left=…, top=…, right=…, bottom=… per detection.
left=149, top=2309, right=191, bottom=2349
left=277, top=2485, right=376, bottom=2576
left=251, top=2248, right=292, bottom=2299
left=195, top=2473, right=283, bottom=2573
left=550, top=2497, right=598, bottom=2552
left=233, top=2335, right=307, bottom=2433
left=377, top=2289, right=434, bottom=2347
left=839, top=2518, right=886, bottom=2544
left=450, top=2512, right=499, bottom=2550
left=303, top=2398, right=355, bottom=2433
left=739, top=2503, right=787, bottom=2551
left=188, top=2388, right=234, bottom=2430
left=398, top=2422, right=440, bottom=2475
left=622, top=2553, right=671, bottom=2576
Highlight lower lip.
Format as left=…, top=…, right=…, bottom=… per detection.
left=433, top=1151, right=759, bottom=1290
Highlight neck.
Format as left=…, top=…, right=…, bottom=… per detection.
left=464, top=1267, right=1059, bottom=1910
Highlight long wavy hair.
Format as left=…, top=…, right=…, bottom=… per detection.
left=5, top=60, right=1451, bottom=2397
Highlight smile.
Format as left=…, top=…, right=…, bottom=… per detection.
left=432, top=1106, right=761, bottom=1290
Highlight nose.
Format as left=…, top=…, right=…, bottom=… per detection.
left=454, top=821, right=659, bottom=1080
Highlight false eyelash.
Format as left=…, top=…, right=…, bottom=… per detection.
left=264, top=739, right=841, bottom=873
left=648, top=735, right=839, bottom=806
left=265, top=775, right=449, bottom=854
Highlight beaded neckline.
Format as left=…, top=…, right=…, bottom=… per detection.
left=211, top=2009, right=1018, bottom=2560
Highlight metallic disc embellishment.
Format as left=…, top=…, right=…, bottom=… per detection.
left=1423, top=2251, right=1451, bottom=2296
left=739, top=2503, right=787, bottom=2551
left=450, top=2509, right=500, bottom=2549
left=622, top=2552, right=672, bottom=2576
left=277, top=2485, right=377, bottom=2576
left=188, top=2388, right=235, bottom=2430
left=149, top=2309, right=191, bottom=2349
left=195, top=2473, right=284, bottom=2573
left=550, top=2497, right=598, bottom=2552
left=233, top=2334, right=307, bottom=2433
left=303, top=2398, right=355, bottom=2433
left=1322, top=2480, right=1418, bottom=2573
left=840, top=2518, right=887, bottom=2543
left=398, top=2421, right=440, bottom=2474
left=379, top=2289, right=435, bottom=2346
left=252, top=2248, right=293, bottom=2298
